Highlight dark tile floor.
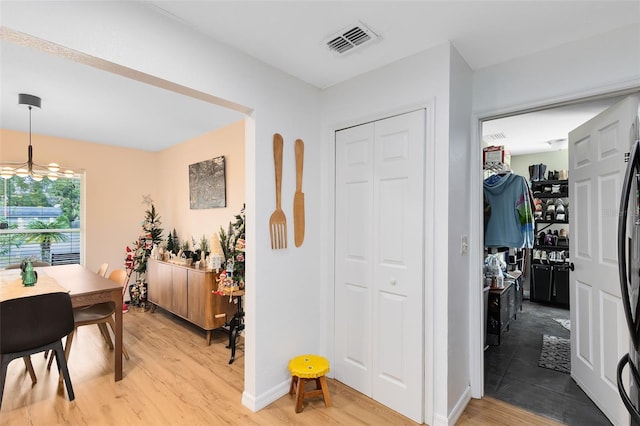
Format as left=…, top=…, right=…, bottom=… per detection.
left=484, top=300, right=612, bottom=425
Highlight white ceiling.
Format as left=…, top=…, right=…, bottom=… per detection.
left=0, top=40, right=244, bottom=152
left=1, top=1, right=639, bottom=152
left=146, top=1, right=640, bottom=90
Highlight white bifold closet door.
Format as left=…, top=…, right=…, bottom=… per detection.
left=334, top=109, right=425, bottom=423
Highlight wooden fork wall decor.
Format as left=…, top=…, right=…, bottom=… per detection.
left=269, top=133, right=287, bottom=249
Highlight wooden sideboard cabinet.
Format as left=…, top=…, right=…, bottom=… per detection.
left=147, top=259, right=236, bottom=345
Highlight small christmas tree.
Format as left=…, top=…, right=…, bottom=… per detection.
left=229, top=206, right=245, bottom=285
left=216, top=204, right=245, bottom=293
left=166, top=228, right=177, bottom=255
left=125, top=202, right=164, bottom=306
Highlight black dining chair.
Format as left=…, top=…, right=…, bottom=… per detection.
left=0, top=292, right=76, bottom=408
left=3, top=262, right=50, bottom=385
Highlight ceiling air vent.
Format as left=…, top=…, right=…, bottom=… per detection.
left=326, top=22, right=378, bottom=55
left=484, top=132, right=507, bottom=141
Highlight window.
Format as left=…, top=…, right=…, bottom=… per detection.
left=0, top=176, right=81, bottom=268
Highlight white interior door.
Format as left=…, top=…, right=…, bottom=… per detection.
left=335, top=110, right=425, bottom=423
left=335, top=121, right=374, bottom=396
left=569, top=95, right=639, bottom=425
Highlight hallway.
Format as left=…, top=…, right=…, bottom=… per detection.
left=484, top=300, right=611, bottom=425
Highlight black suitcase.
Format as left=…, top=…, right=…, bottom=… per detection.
left=532, top=263, right=553, bottom=302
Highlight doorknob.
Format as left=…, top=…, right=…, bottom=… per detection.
left=569, top=262, right=575, bottom=271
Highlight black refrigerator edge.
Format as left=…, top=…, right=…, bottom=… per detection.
left=618, top=138, right=640, bottom=425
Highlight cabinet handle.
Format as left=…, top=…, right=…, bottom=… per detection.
left=569, top=262, right=575, bottom=271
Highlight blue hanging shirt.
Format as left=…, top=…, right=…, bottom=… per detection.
left=483, top=173, right=534, bottom=248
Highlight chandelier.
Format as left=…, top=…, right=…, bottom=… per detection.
left=0, top=94, right=74, bottom=181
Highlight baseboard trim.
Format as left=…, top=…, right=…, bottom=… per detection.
left=242, top=378, right=290, bottom=412
left=433, top=386, right=472, bottom=426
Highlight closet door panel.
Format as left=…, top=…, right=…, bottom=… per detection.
left=335, top=122, right=374, bottom=396
left=335, top=109, right=425, bottom=423
left=372, top=110, right=425, bottom=422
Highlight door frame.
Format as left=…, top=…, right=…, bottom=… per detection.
left=469, top=85, right=640, bottom=398
left=326, top=99, right=436, bottom=425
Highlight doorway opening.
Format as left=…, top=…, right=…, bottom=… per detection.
left=479, top=94, right=630, bottom=424
left=2, top=29, right=255, bottom=408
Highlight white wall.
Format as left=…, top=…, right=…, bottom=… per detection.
left=447, top=46, right=473, bottom=418
left=473, top=24, right=640, bottom=116
left=1, top=1, right=322, bottom=411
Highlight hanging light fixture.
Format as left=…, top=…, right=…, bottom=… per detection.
left=0, top=93, right=74, bottom=181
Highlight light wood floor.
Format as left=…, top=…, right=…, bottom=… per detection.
left=0, top=307, right=565, bottom=425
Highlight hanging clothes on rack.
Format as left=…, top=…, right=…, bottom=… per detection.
left=484, top=172, right=534, bottom=248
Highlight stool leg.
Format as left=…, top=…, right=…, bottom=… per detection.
left=295, top=377, right=306, bottom=413
left=319, top=376, right=331, bottom=407
left=289, top=375, right=298, bottom=396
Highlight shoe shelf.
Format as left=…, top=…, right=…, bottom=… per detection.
left=532, top=179, right=568, bottom=185
left=534, top=192, right=569, bottom=199
left=531, top=179, right=569, bottom=198
left=535, top=219, right=569, bottom=224
left=532, top=260, right=570, bottom=265
left=534, top=244, right=569, bottom=251
left=530, top=178, right=570, bottom=307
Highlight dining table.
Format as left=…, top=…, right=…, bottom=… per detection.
left=0, top=264, right=125, bottom=381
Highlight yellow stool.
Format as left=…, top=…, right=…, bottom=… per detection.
left=288, top=354, right=331, bottom=413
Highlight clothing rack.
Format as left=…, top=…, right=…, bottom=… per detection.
left=486, top=247, right=509, bottom=254
left=484, top=161, right=510, bottom=175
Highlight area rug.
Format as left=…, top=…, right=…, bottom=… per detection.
left=553, top=318, right=571, bottom=331
left=538, top=334, right=571, bottom=374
